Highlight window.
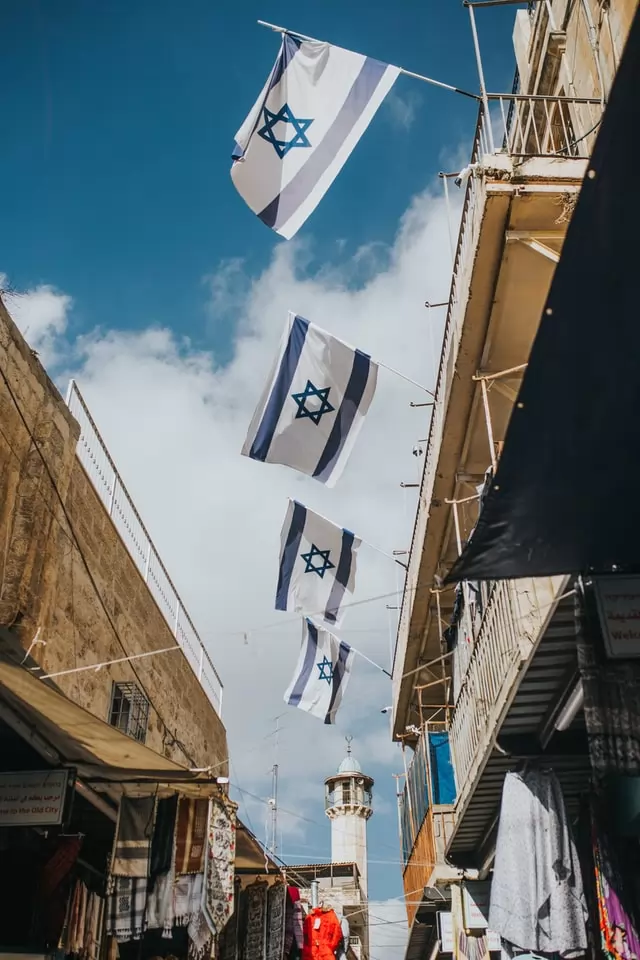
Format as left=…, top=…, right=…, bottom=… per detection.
left=342, top=781, right=352, bottom=804
left=109, top=682, right=150, bottom=743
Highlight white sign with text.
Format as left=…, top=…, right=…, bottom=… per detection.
left=0, top=770, right=69, bottom=826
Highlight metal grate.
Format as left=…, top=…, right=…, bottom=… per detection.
left=109, top=682, right=150, bottom=743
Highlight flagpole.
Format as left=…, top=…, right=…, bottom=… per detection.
left=375, top=360, right=436, bottom=399
left=257, top=21, right=481, bottom=101
left=351, top=645, right=393, bottom=678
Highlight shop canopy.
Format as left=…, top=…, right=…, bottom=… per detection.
left=448, top=5, right=640, bottom=584
left=0, top=654, right=201, bottom=782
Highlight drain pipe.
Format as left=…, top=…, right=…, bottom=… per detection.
left=580, top=0, right=607, bottom=102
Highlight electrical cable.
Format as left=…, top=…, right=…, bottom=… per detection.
left=0, top=363, right=198, bottom=767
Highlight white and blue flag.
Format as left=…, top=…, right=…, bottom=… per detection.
left=276, top=499, right=360, bottom=628
left=242, top=313, right=378, bottom=486
left=284, top=618, right=355, bottom=724
left=231, top=34, right=400, bottom=238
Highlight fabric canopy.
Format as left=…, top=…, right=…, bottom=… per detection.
left=448, top=5, right=640, bottom=583
left=0, top=656, right=191, bottom=779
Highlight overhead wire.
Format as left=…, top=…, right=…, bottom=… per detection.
left=0, top=363, right=198, bottom=767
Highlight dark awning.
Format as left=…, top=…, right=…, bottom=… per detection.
left=448, top=5, right=640, bottom=583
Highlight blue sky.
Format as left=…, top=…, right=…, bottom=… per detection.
left=2, top=0, right=515, bottom=352
left=2, top=0, right=520, bottom=927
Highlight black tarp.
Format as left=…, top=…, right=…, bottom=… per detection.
left=447, top=5, right=640, bottom=583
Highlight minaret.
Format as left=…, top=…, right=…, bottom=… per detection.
left=324, top=737, right=374, bottom=896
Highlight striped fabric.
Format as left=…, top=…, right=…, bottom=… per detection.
left=276, top=500, right=360, bottom=629
left=242, top=313, right=378, bottom=487
left=231, top=34, right=399, bottom=239
left=284, top=618, right=354, bottom=724
left=111, top=796, right=155, bottom=878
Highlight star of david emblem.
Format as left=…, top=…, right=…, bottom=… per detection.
left=257, top=103, right=313, bottom=159
left=317, top=656, right=334, bottom=684
left=301, top=544, right=335, bottom=579
left=291, top=381, right=335, bottom=425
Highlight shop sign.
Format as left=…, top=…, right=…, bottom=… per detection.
left=463, top=882, right=501, bottom=951
left=437, top=912, right=454, bottom=953
left=0, top=770, right=70, bottom=826
left=594, top=575, right=640, bottom=659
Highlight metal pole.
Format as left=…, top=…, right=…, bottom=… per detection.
left=257, top=20, right=480, bottom=100
left=440, top=174, right=456, bottom=262
left=311, top=880, right=320, bottom=908
left=467, top=5, right=495, bottom=153
left=479, top=378, right=498, bottom=470
left=452, top=501, right=463, bottom=556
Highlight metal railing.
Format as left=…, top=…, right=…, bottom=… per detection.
left=66, top=379, right=223, bottom=717
left=484, top=93, right=603, bottom=159
left=395, top=92, right=600, bottom=674
left=448, top=581, right=521, bottom=789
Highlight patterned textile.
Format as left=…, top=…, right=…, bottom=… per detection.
left=243, top=882, right=268, bottom=960
left=220, top=882, right=243, bottom=960
left=266, top=884, right=287, bottom=960
left=457, top=932, right=490, bottom=960
left=147, top=866, right=175, bottom=937
left=202, top=798, right=237, bottom=936
left=83, top=893, right=104, bottom=960
left=112, top=796, right=155, bottom=878
left=150, top=794, right=179, bottom=889
left=175, top=873, right=204, bottom=927
left=576, top=586, right=640, bottom=777
left=106, top=876, right=147, bottom=942
left=489, top=769, right=587, bottom=959
left=188, top=910, right=213, bottom=960
left=176, top=798, right=209, bottom=874
left=592, top=805, right=640, bottom=960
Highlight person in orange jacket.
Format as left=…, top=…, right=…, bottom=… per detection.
left=302, top=905, right=343, bottom=960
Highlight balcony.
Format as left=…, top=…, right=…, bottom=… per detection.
left=398, top=730, right=456, bottom=924
left=392, top=91, right=601, bottom=737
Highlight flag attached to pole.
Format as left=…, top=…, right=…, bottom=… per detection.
left=284, top=618, right=355, bottom=724
left=276, top=500, right=360, bottom=627
left=242, top=313, right=378, bottom=486
left=231, top=34, right=400, bottom=238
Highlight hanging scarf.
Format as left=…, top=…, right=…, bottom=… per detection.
left=202, top=799, right=236, bottom=936
left=220, top=881, right=242, bottom=960
left=150, top=794, right=179, bottom=889
left=592, top=807, right=640, bottom=960
left=266, top=884, right=287, bottom=960
left=174, top=873, right=204, bottom=927
left=244, top=882, right=268, bottom=960
left=188, top=910, right=213, bottom=960
left=106, top=876, right=147, bottom=942
left=147, top=867, right=175, bottom=938
left=175, top=798, right=209, bottom=874
left=112, top=796, right=155, bottom=878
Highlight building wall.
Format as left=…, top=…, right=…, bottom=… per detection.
left=0, top=296, right=227, bottom=771
left=331, top=812, right=369, bottom=896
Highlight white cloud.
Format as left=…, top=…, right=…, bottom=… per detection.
left=1, top=273, right=72, bottom=367
left=384, top=90, right=421, bottom=131
left=2, top=180, right=460, bottom=931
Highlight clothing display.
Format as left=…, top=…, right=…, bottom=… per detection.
left=150, top=794, right=179, bottom=888
left=284, top=886, right=302, bottom=959
left=174, top=873, right=205, bottom=927
left=220, top=883, right=242, bottom=960
left=457, top=931, right=490, bottom=960
left=176, top=798, right=209, bottom=874
left=301, top=907, right=342, bottom=960
left=489, top=769, right=587, bottom=959
left=266, top=883, right=287, bottom=960
left=112, top=796, right=155, bottom=878
left=106, top=876, right=147, bottom=942
left=243, top=881, right=268, bottom=960
left=592, top=806, right=640, bottom=960
left=146, top=866, right=175, bottom=937
left=202, top=797, right=236, bottom=936
left=62, top=879, right=104, bottom=960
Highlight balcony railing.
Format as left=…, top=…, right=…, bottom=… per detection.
left=66, top=379, right=223, bottom=717
left=395, top=93, right=600, bottom=674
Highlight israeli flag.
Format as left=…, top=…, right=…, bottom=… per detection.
left=242, top=313, right=378, bottom=486
left=232, top=34, right=400, bottom=239
left=284, top=618, right=355, bottom=724
left=276, top=500, right=360, bottom=628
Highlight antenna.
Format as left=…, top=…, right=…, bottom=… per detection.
left=268, top=714, right=282, bottom=857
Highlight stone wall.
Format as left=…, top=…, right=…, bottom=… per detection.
left=0, top=296, right=227, bottom=772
